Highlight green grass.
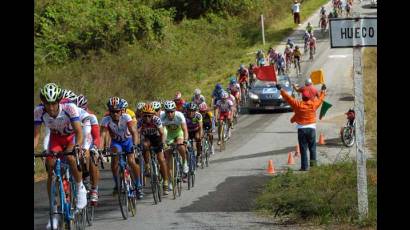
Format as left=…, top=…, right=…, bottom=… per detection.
left=255, top=160, right=377, bottom=228
left=363, top=48, right=377, bottom=155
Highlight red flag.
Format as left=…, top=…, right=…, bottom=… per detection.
left=254, top=65, right=277, bottom=82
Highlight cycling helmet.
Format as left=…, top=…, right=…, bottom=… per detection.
left=215, top=83, right=222, bottom=90
left=194, top=88, right=201, bottom=96
left=199, top=102, right=208, bottom=112
left=230, top=77, right=237, bottom=84
left=287, top=38, right=291, bottom=43
left=120, top=98, right=129, bottom=108
left=295, top=45, right=299, bottom=49
left=163, top=100, right=176, bottom=111
left=61, top=89, right=77, bottom=101
left=240, top=64, right=245, bottom=69
left=187, top=102, right=198, bottom=111
left=40, top=83, right=63, bottom=103
left=151, top=101, right=161, bottom=111
left=136, top=102, right=146, bottom=111
left=142, top=103, right=156, bottom=114
left=174, top=91, right=182, bottom=100
left=305, top=78, right=313, bottom=86
left=286, top=45, right=290, bottom=49
left=107, top=97, right=122, bottom=110
left=222, top=91, right=229, bottom=99
left=76, top=94, right=88, bottom=109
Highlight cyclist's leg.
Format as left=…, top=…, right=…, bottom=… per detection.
left=123, top=139, right=142, bottom=189
left=110, top=144, right=120, bottom=190
left=195, top=130, right=202, bottom=159
left=143, top=138, right=152, bottom=174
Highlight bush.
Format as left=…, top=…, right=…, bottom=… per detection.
left=255, top=160, right=377, bottom=227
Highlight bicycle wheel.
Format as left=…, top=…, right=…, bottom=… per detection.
left=187, top=148, right=192, bottom=190
left=205, top=139, right=210, bottom=167
left=341, top=126, right=355, bottom=147
left=151, top=160, right=160, bottom=204
left=50, top=177, right=65, bottom=230
left=86, top=201, right=94, bottom=226
left=177, top=155, right=182, bottom=197
left=127, top=178, right=137, bottom=217
left=117, top=169, right=129, bottom=220
left=219, top=122, right=224, bottom=152
left=171, top=153, right=177, bottom=199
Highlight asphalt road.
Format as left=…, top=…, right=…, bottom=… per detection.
left=34, top=1, right=376, bottom=229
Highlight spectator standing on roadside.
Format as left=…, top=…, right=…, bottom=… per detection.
left=293, top=78, right=319, bottom=99
left=292, top=0, right=302, bottom=25
left=276, top=82, right=327, bottom=171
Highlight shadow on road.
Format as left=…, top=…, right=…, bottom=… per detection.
left=176, top=174, right=271, bottom=213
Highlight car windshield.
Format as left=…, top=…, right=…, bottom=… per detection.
left=253, top=76, right=290, bottom=88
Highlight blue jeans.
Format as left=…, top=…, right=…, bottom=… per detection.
left=297, top=128, right=317, bottom=170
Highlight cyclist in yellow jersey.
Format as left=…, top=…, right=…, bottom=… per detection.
left=198, top=102, right=215, bottom=154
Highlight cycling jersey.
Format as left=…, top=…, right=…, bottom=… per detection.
left=174, top=99, right=185, bottom=112
left=101, top=114, right=133, bottom=142
left=34, top=103, right=80, bottom=135
left=125, top=108, right=137, bottom=122
left=191, top=95, right=206, bottom=106
left=212, top=89, right=224, bottom=105
left=237, top=68, right=249, bottom=77
left=306, top=25, right=313, bottom=33
left=309, top=37, right=317, bottom=47
left=293, top=49, right=302, bottom=58
left=137, top=116, right=162, bottom=137
left=185, top=112, right=202, bottom=132
left=228, top=83, right=240, bottom=93
left=202, top=111, right=215, bottom=130
left=216, top=99, right=233, bottom=113
left=160, top=111, right=186, bottom=144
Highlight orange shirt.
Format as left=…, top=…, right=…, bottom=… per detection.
left=281, top=90, right=325, bottom=125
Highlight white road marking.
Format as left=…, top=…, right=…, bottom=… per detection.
left=328, top=54, right=350, bottom=58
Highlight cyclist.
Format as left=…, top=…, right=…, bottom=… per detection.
left=319, top=9, right=328, bottom=29
left=309, top=32, right=317, bottom=59
left=256, top=50, right=265, bottom=67
left=237, top=64, right=249, bottom=96
left=248, top=63, right=257, bottom=85
left=191, top=88, right=206, bottom=106
left=136, top=102, right=146, bottom=120
left=306, top=22, right=313, bottom=34
left=211, top=83, right=224, bottom=113
left=151, top=101, right=162, bottom=117
left=286, top=38, right=295, bottom=49
left=198, top=102, right=215, bottom=155
left=227, top=77, right=241, bottom=107
left=276, top=53, right=286, bottom=75
left=284, top=45, right=293, bottom=69
left=34, top=83, right=87, bottom=229
left=100, top=97, right=144, bottom=199
left=215, top=91, right=233, bottom=145
left=267, top=48, right=278, bottom=66
left=293, top=45, right=302, bottom=74
left=160, top=100, right=190, bottom=180
left=227, top=90, right=238, bottom=130
left=75, top=94, right=101, bottom=205
left=320, top=6, right=326, bottom=15
left=184, top=103, right=204, bottom=167
left=120, top=98, right=137, bottom=124
left=303, top=31, right=310, bottom=52
left=174, top=91, right=186, bottom=112
left=137, top=103, right=170, bottom=195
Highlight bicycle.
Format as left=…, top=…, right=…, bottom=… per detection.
left=34, top=150, right=86, bottom=230
left=340, top=110, right=356, bottom=147
left=218, top=117, right=230, bottom=152
left=309, top=46, right=315, bottom=61
left=147, top=146, right=163, bottom=204
left=103, top=150, right=137, bottom=220
left=285, top=54, right=293, bottom=74
left=201, top=129, right=213, bottom=168
left=167, top=143, right=184, bottom=199
left=239, top=82, right=248, bottom=107
left=293, top=56, right=301, bottom=76
left=186, top=139, right=197, bottom=190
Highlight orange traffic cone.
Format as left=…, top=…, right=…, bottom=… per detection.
left=294, top=144, right=300, bottom=158
left=267, top=160, right=275, bottom=174
left=318, top=132, right=326, bottom=145
left=287, top=152, right=295, bottom=165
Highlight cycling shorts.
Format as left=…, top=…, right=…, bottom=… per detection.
left=47, top=133, right=75, bottom=160
left=165, top=128, right=184, bottom=145
left=218, top=111, right=231, bottom=121
left=188, top=131, right=200, bottom=140
left=111, top=138, right=133, bottom=154
left=232, top=91, right=239, bottom=98
left=144, top=135, right=163, bottom=153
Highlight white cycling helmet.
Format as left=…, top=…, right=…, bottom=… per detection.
left=120, top=98, right=129, bottom=108
left=136, top=102, right=146, bottom=111
left=40, top=83, right=63, bottom=103
left=151, top=101, right=162, bottom=111
left=163, top=100, right=176, bottom=111
left=76, top=94, right=88, bottom=109
left=194, top=88, right=201, bottom=96
left=222, top=91, right=229, bottom=99
left=61, top=89, right=78, bottom=100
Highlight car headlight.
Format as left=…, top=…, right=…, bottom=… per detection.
left=249, top=92, right=259, bottom=100
left=284, top=81, right=290, bottom=88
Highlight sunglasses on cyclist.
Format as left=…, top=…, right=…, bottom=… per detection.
left=110, top=110, right=122, bottom=114
left=166, top=110, right=175, bottom=114
left=143, top=115, right=153, bottom=118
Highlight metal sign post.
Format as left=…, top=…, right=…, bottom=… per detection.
left=261, top=15, right=265, bottom=45
left=329, top=15, right=377, bottom=221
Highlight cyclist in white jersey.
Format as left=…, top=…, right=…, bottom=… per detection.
left=100, top=97, right=144, bottom=199
left=160, top=100, right=190, bottom=175
left=34, top=83, right=87, bottom=229
left=215, top=91, right=233, bottom=145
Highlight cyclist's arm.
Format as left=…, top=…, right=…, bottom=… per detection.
left=34, top=124, right=41, bottom=149
left=91, top=124, right=101, bottom=149
left=159, top=126, right=166, bottom=145
left=72, top=121, right=83, bottom=147
left=100, top=126, right=109, bottom=149
left=181, top=122, right=189, bottom=141
left=128, top=121, right=139, bottom=145
left=198, top=119, right=203, bottom=138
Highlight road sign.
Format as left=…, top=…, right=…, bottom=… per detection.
left=329, top=17, right=377, bottom=48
